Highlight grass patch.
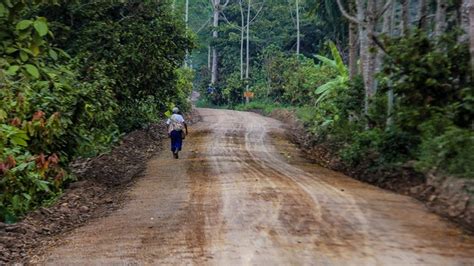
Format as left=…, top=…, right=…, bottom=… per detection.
left=234, top=100, right=287, bottom=115
left=234, top=101, right=317, bottom=125
left=195, top=98, right=230, bottom=109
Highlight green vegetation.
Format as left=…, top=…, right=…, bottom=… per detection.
left=225, top=31, right=473, bottom=179
left=235, top=100, right=284, bottom=115
left=0, top=1, right=193, bottom=222
left=192, top=0, right=473, bottom=181
left=2, top=0, right=473, bottom=223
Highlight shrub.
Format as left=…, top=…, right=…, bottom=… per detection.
left=222, top=72, right=245, bottom=107
left=0, top=2, right=117, bottom=222
left=416, top=116, right=474, bottom=178
left=382, top=30, right=472, bottom=133
left=282, top=57, right=337, bottom=105
left=341, top=127, right=417, bottom=168
left=341, top=128, right=384, bottom=167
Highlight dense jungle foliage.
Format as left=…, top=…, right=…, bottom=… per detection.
left=0, top=0, right=193, bottom=222
left=192, top=0, right=473, bottom=181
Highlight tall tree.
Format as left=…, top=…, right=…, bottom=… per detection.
left=348, top=0, right=359, bottom=79
left=246, top=0, right=251, bottom=94
left=470, top=0, right=474, bottom=73
left=181, top=0, right=212, bottom=71
left=243, top=0, right=264, bottom=102
left=210, top=0, right=230, bottom=84
left=459, top=0, right=471, bottom=44
left=377, top=0, right=392, bottom=73
left=337, top=0, right=393, bottom=114
left=418, top=0, right=429, bottom=30
left=224, top=0, right=263, bottom=82
left=240, top=0, right=245, bottom=80
left=357, top=0, right=375, bottom=113
left=211, top=0, right=220, bottom=84
left=435, top=0, right=447, bottom=37
left=208, top=45, right=212, bottom=69
left=210, top=0, right=232, bottom=84
left=295, top=0, right=300, bottom=54
left=400, top=0, right=410, bottom=34
left=381, top=0, right=395, bottom=126
left=185, top=0, right=190, bottom=67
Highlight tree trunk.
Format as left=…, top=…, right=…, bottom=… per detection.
left=355, top=0, right=367, bottom=113
left=459, top=0, right=470, bottom=43
left=184, top=0, right=189, bottom=67
left=357, top=0, right=377, bottom=115
left=400, top=0, right=410, bottom=34
left=211, top=0, right=220, bottom=84
left=245, top=0, right=251, bottom=103
left=387, top=89, right=395, bottom=125
left=375, top=0, right=388, bottom=100
left=240, top=0, right=245, bottom=80
left=381, top=1, right=395, bottom=127
left=418, top=0, right=428, bottom=30
left=185, top=0, right=189, bottom=26
left=338, top=0, right=395, bottom=117
left=367, top=0, right=377, bottom=95
left=470, top=1, right=474, bottom=75
left=348, top=22, right=358, bottom=79
left=390, top=0, right=398, bottom=36
left=347, top=0, right=358, bottom=79
left=376, top=0, right=392, bottom=73
left=295, top=0, right=300, bottom=55
left=435, top=0, right=447, bottom=37
left=208, top=45, right=211, bottom=70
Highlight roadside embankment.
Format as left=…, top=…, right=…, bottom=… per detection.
left=0, top=122, right=167, bottom=263
left=0, top=110, right=200, bottom=264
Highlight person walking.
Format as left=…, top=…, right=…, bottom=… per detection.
left=167, top=107, right=188, bottom=159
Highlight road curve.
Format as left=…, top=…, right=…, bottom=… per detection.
left=41, top=108, right=474, bottom=265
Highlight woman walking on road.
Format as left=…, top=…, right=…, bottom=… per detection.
left=167, top=107, right=188, bottom=159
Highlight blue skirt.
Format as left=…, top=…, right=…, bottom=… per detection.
left=170, top=130, right=183, bottom=152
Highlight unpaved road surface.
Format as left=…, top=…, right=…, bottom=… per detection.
left=40, top=108, right=474, bottom=265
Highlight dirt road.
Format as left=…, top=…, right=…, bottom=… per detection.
left=41, top=108, right=473, bottom=265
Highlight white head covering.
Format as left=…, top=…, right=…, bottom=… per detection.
left=172, top=107, right=179, bottom=114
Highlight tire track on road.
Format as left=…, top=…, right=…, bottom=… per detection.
left=40, top=108, right=474, bottom=265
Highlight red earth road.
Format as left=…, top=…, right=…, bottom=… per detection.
left=38, top=108, right=474, bottom=265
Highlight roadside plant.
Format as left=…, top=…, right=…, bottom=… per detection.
left=314, top=41, right=349, bottom=104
